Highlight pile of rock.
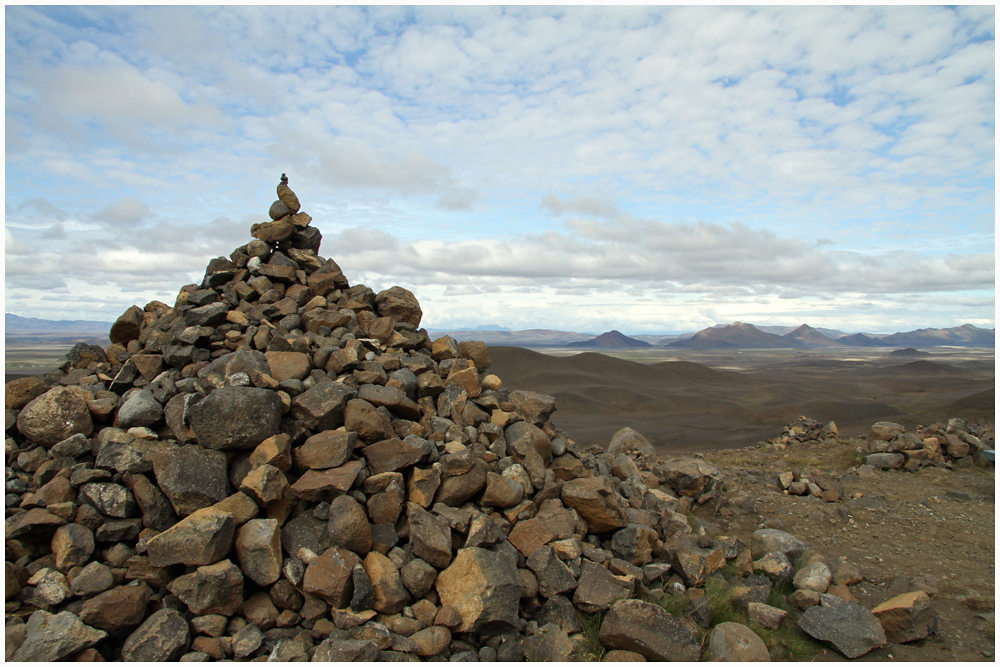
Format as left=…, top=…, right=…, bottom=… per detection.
left=758, top=416, right=838, bottom=451
left=863, top=419, right=994, bottom=471
left=2, top=179, right=939, bottom=662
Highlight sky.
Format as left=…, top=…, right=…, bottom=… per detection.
left=4, top=4, right=996, bottom=335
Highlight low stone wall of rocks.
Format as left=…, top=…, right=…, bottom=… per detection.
left=864, top=419, right=994, bottom=471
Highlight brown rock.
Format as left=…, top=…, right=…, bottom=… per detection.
left=409, top=625, right=451, bottom=657
left=235, top=518, right=282, bottom=586
left=79, top=582, right=151, bottom=636
left=435, top=458, right=488, bottom=506
left=168, top=559, right=244, bottom=616
left=239, top=463, right=288, bottom=506
left=561, top=476, right=627, bottom=534
left=598, top=598, right=700, bottom=662
left=436, top=547, right=522, bottom=633
left=362, top=438, right=424, bottom=475
left=303, top=546, right=361, bottom=607
left=328, top=495, right=373, bottom=556
left=408, top=467, right=441, bottom=508
left=481, top=471, right=524, bottom=508
left=110, top=306, right=144, bottom=345
left=51, top=523, right=95, bottom=572
left=871, top=591, right=937, bottom=643
left=345, top=399, right=395, bottom=443
left=6, top=376, right=49, bottom=411
left=573, top=560, right=635, bottom=613
left=249, top=433, right=292, bottom=472
left=374, top=286, right=422, bottom=328
left=290, top=461, right=363, bottom=501
left=146, top=506, right=235, bottom=567
left=295, top=430, right=356, bottom=470
left=363, top=551, right=410, bottom=614
left=507, top=517, right=556, bottom=559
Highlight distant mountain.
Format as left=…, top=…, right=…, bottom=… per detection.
left=783, top=324, right=841, bottom=348
left=6, top=313, right=112, bottom=335
left=838, top=333, right=885, bottom=347
left=424, top=328, right=594, bottom=346
left=567, top=330, right=653, bottom=349
left=667, top=322, right=810, bottom=349
left=878, top=324, right=995, bottom=348
left=759, top=324, right=848, bottom=338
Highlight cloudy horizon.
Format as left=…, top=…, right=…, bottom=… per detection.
left=5, top=5, right=995, bottom=335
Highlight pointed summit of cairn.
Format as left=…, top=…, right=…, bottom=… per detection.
left=4, top=178, right=886, bottom=661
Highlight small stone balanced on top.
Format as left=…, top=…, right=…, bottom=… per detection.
left=249, top=174, right=320, bottom=254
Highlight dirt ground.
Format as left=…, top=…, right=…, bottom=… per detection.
left=699, top=435, right=996, bottom=662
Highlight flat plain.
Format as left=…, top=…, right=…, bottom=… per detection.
left=488, top=345, right=995, bottom=454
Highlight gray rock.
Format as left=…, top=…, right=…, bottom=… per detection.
left=168, top=559, right=244, bottom=616
left=122, top=608, right=191, bottom=661
left=866, top=452, right=906, bottom=470
left=12, top=610, right=106, bottom=661
left=79, top=482, right=138, bottom=518
left=608, top=427, right=655, bottom=458
left=78, top=582, right=151, bottom=636
left=312, top=637, right=380, bottom=662
left=183, top=302, right=228, bottom=327
left=526, top=544, right=578, bottom=599
left=188, top=386, right=282, bottom=450
left=49, top=432, right=92, bottom=458
left=706, top=622, right=770, bottom=661
left=196, top=350, right=271, bottom=390
left=522, top=622, right=573, bottom=662
left=750, top=528, right=807, bottom=560
left=117, top=389, right=164, bottom=429
left=407, top=502, right=452, bottom=569
left=153, top=445, right=229, bottom=516
left=798, top=596, right=887, bottom=658
left=573, top=559, right=635, bottom=613
left=289, top=381, right=357, bottom=431
left=128, top=472, right=179, bottom=531
left=598, top=598, right=700, bottom=662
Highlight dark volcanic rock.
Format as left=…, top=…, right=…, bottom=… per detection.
left=188, top=386, right=282, bottom=450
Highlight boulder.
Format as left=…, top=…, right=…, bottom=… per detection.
left=657, top=457, right=721, bottom=497
left=295, top=430, right=356, bottom=470
left=152, top=445, right=229, bottom=516
left=608, top=427, right=655, bottom=458
left=798, top=596, right=887, bottom=659
left=871, top=591, right=937, bottom=643
left=290, top=381, right=356, bottom=431
left=598, top=598, right=700, bottom=662
left=17, top=387, right=94, bottom=446
left=374, top=286, right=422, bottom=328
left=188, top=386, right=282, bottom=450
left=750, top=528, right=807, bottom=561
left=327, top=494, right=373, bottom=556
left=235, top=518, right=282, bottom=586
left=303, top=546, right=361, bottom=607
left=145, top=506, right=236, bottom=567
left=168, top=559, right=244, bottom=616
left=561, top=476, right=627, bottom=533
left=436, top=547, right=523, bottom=633
left=121, top=608, right=191, bottom=662
left=12, top=610, right=107, bottom=662
left=706, top=622, right=770, bottom=662
left=573, top=559, right=635, bottom=613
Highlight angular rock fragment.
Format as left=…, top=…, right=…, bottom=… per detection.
left=436, top=547, right=523, bottom=633
left=598, top=598, right=700, bottom=661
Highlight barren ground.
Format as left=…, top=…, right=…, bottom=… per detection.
left=699, top=436, right=995, bottom=661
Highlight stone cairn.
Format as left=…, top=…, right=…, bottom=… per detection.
left=4, top=179, right=939, bottom=661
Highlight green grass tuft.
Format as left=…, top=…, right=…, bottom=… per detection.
left=575, top=609, right=608, bottom=662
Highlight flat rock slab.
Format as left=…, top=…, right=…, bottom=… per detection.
left=799, top=596, right=887, bottom=659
